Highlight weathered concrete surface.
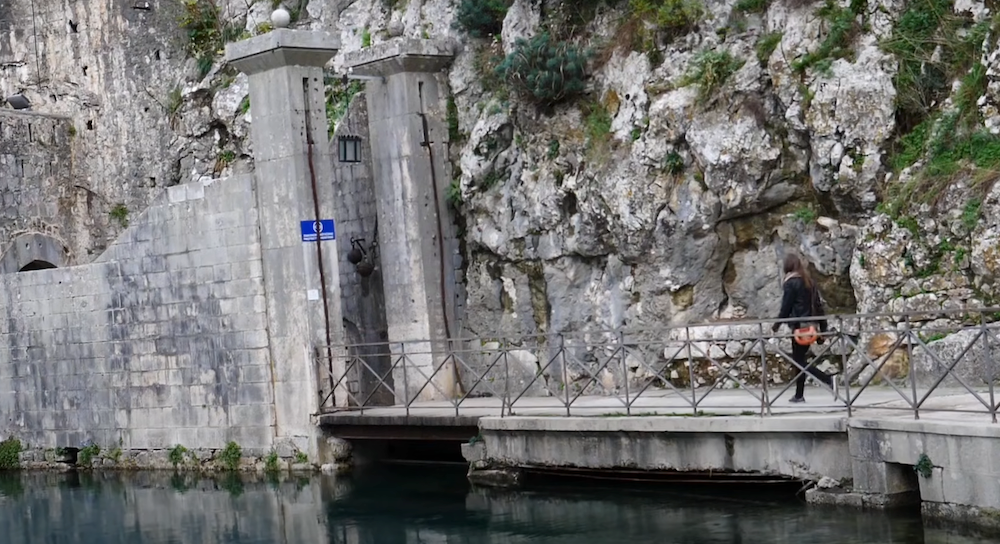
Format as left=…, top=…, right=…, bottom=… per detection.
left=344, top=38, right=462, bottom=403
left=227, top=30, right=346, bottom=455
left=469, top=415, right=852, bottom=483
left=847, top=417, right=1000, bottom=531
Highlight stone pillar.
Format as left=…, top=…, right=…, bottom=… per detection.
left=343, top=39, right=459, bottom=403
left=226, top=30, right=346, bottom=455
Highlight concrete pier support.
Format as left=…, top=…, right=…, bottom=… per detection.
left=226, top=30, right=347, bottom=456
left=343, top=39, right=460, bottom=403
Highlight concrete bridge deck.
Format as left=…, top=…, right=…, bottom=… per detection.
left=317, top=385, right=1000, bottom=532
left=316, top=386, right=999, bottom=426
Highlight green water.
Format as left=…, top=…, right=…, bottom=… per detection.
left=0, top=465, right=992, bottom=543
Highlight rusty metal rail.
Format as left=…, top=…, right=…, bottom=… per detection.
left=316, top=307, right=1000, bottom=422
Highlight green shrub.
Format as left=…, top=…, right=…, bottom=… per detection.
left=681, top=49, right=745, bottom=103
left=629, top=0, right=704, bottom=39
left=495, top=32, right=589, bottom=107
left=734, top=0, right=769, bottom=14
left=791, top=0, right=862, bottom=75
left=663, top=151, right=685, bottom=174
left=325, top=78, right=363, bottom=137
left=455, top=0, right=510, bottom=38
left=446, top=179, right=463, bottom=209
left=794, top=207, right=817, bottom=223
left=219, top=441, right=242, bottom=471
left=584, top=101, right=612, bottom=145
left=890, top=116, right=933, bottom=172
left=237, top=95, right=250, bottom=116
left=180, top=0, right=243, bottom=73
left=78, top=444, right=100, bottom=467
left=169, top=444, right=188, bottom=468
left=264, top=451, right=279, bottom=473
left=167, top=86, right=183, bottom=116
left=109, top=204, right=129, bottom=229
left=547, top=138, right=560, bottom=159
left=0, top=438, right=21, bottom=470
left=361, top=27, right=371, bottom=47
left=755, top=32, right=782, bottom=65
left=962, top=198, right=982, bottom=230
left=294, top=451, right=309, bottom=464
left=881, top=0, right=986, bottom=127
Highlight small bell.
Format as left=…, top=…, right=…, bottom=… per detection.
left=356, top=260, right=375, bottom=277
left=347, top=247, right=363, bottom=265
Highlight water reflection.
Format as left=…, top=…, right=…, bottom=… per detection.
left=0, top=466, right=991, bottom=544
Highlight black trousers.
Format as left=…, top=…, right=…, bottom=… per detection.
left=791, top=341, right=832, bottom=399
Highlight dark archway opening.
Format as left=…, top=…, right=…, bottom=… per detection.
left=19, top=260, right=57, bottom=272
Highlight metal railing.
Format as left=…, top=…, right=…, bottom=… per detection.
left=316, top=307, right=1000, bottom=422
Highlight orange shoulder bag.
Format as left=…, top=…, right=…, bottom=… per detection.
left=793, top=286, right=820, bottom=346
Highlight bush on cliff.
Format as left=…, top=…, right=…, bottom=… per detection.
left=456, top=0, right=511, bottom=38
left=496, top=32, right=589, bottom=107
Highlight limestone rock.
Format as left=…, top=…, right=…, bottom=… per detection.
left=817, top=476, right=840, bottom=489
left=501, top=0, right=541, bottom=55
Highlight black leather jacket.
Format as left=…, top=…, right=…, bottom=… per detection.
left=777, top=277, right=828, bottom=332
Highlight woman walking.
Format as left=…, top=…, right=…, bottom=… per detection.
left=771, top=253, right=835, bottom=403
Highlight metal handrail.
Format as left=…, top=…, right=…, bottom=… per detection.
left=316, top=306, right=1000, bottom=422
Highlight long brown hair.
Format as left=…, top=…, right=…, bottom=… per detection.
left=783, top=253, right=813, bottom=290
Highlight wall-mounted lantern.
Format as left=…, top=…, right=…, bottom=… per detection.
left=347, top=237, right=376, bottom=277
left=338, top=135, right=362, bottom=163
left=347, top=237, right=365, bottom=265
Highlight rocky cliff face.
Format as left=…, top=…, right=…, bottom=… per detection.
left=8, top=0, right=1000, bottom=349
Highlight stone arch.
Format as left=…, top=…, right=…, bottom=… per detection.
left=0, top=233, right=68, bottom=274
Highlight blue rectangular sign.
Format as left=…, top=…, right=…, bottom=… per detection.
left=301, top=219, right=335, bottom=242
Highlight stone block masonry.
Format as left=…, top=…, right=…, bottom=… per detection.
left=0, top=173, right=277, bottom=457
left=0, top=111, right=77, bottom=266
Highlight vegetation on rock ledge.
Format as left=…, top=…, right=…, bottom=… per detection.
left=681, top=49, right=745, bottom=103
left=880, top=0, right=1000, bottom=222
left=455, top=0, right=511, bottom=38
left=0, top=438, right=21, bottom=470
left=496, top=32, right=589, bottom=107
left=792, top=0, right=865, bottom=76
left=218, top=441, right=242, bottom=471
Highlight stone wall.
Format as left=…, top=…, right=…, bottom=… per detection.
left=0, top=0, right=189, bottom=257
left=0, top=110, right=79, bottom=266
left=330, top=92, right=392, bottom=405
left=0, top=173, right=278, bottom=456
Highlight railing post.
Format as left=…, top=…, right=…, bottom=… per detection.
left=452, top=340, right=461, bottom=418
left=503, top=342, right=511, bottom=417
left=905, top=315, right=919, bottom=420
left=401, top=342, right=410, bottom=418
left=686, top=326, right=697, bottom=415
left=839, top=316, right=851, bottom=418
left=984, top=310, right=997, bottom=424
left=561, top=334, right=571, bottom=417
left=757, top=323, right=770, bottom=416
left=620, top=330, right=631, bottom=416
